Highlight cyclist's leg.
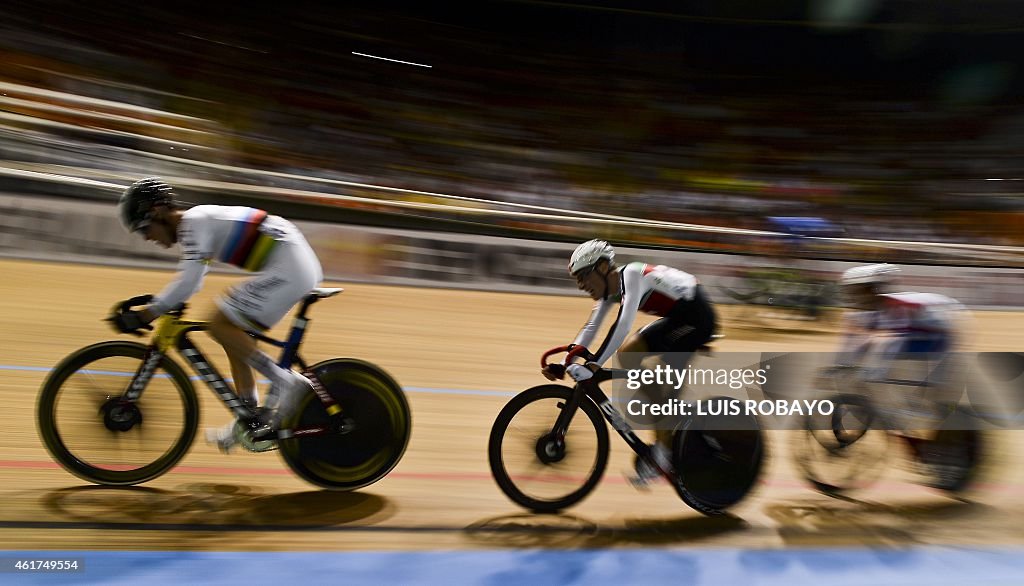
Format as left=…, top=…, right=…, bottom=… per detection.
left=634, top=286, right=717, bottom=449
left=226, top=349, right=258, bottom=406
left=618, top=333, right=675, bottom=449
left=207, top=311, right=259, bottom=405
left=213, top=242, right=322, bottom=422
left=206, top=308, right=298, bottom=451
left=619, top=331, right=674, bottom=449
left=209, top=307, right=292, bottom=390
left=205, top=311, right=271, bottom=451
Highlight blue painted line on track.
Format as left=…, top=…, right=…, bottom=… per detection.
left=3, top=547, right=1024, bottom=586
left=0, top=365, right=51, bottom=372
left=402, top=386, right=517, bottom=397
left=0, top=364, right=516, bottom=398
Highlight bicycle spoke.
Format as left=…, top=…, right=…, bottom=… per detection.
left=490, top=387, right=608, bottom=509
left=40, top=344, right=196, bottom=484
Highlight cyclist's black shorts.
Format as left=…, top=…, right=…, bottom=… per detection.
left=637, top=285, right=717, bottom=353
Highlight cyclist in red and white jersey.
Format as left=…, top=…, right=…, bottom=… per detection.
left=112, top=178, right=323, bottom=452
left=542, top=239, right=717, bottom=487
left=837, top=264, right=966, bottom=374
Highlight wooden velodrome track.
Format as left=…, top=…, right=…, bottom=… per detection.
left=1, top=258, right=1023, bottom=552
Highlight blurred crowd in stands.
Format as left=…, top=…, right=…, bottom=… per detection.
left=0, top=1, right=1022, bottom=256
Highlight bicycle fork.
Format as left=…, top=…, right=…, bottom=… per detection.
left=122, top=346, right=165, bottom=402
left=557, top=381, right=666, bottom=474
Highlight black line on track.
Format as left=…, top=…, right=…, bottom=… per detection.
left=0, top=520, right=600, bottom=534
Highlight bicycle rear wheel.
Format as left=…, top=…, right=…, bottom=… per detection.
left=672, top=398, right=765, bottom=515
left=37, top=341, right=198, bottom=485
left=279, top=358, right=411, bottom=490
left=488, top=385, right=609, bottom=513
left=920, top=409, right=985, bottom=494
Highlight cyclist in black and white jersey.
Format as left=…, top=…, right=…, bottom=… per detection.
left=542, top=239, right=717, bottom=487
left=112, top=178, right=323, bottom=452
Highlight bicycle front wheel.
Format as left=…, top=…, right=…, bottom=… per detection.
left=488, top=385, right=609, bottom=513
left=793, top=393, right=889, bottom=496
left=279, top=358, right=411, bottom=490
left=37, top=341, right=199, bottom=485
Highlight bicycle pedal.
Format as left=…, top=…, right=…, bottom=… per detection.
left=231, top=421, right=278, bottom=453
left=244, top=439, right=278, bottom=453
left=239, top=431, right=278, bottom=453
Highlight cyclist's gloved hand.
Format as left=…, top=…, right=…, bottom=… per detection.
left=111, top=310, right=152, bottom=335
left=541, top=363, right=566, bottom=381
left=566, top=363, right=594, bottom=382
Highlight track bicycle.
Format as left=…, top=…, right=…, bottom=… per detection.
left=488, top=344, right=765, bottom=516
left=794, top=364, right=983, bottom=496
left=37, top=289, right=411, bottom=489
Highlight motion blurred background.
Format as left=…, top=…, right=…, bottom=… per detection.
left=2, top=0, right=1024, bottom=268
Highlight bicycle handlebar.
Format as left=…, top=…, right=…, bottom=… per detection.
left=112, top=295, right=186, bottom=317
left=107, top=294, right=187, bottom=337
left=540, top=344, right=591, bottom=368
left=540, top=345, right=569, bottom=368
left=117, top=294, right=153, bottom=314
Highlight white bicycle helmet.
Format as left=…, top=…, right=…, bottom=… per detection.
left=569, top=239, right=615, bottom=275
left=840, top=263, right=900, bottom=287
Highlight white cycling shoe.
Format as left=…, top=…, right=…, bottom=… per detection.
left=205, top=371, right=314, bottom=454
left=205, top=417, right=277, bottom=453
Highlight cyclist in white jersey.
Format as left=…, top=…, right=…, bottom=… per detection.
left=542, top=239, right=717, bottom=488
left=111, top=178, right=323, bottom=452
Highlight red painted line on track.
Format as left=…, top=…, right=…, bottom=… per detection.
left=2, top=460, right=1017, bottom=492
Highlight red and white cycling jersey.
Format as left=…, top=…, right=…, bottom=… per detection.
left=839, top=291, right=967, bottom=361
left=572, top=262, right=699, bottom=365
left=862, top=292, right=965, bottom=335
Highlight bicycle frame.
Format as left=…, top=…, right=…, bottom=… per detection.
left=825, top=363, right=949, bottom=435
left=121, top=295, right=343, bottom=434
left=543, top=346, right=661, bottom=467
left=564, top=370, right=663, bottom=464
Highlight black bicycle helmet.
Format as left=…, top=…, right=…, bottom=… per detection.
left=119, top=177, right=174, bottom=233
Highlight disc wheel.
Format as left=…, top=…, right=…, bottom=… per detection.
left=278, top=359, right=411, bottom=490
left=672, top=398, right=765, bottom=515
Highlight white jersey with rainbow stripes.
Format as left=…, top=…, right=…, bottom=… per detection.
left=149, top=205, right=301, bottom=315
